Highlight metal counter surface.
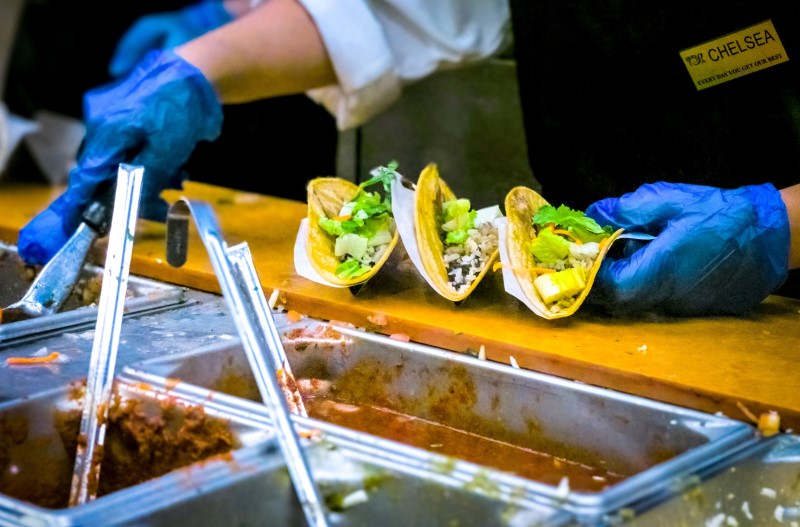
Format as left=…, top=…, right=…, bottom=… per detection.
left=0, top=289, right=235, bottom=402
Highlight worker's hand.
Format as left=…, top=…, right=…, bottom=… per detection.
left=109, top=0, right=233, bottom=78
left=585, top=182, right=790, bottom=316
left=18, top=50, right=222, bottom=265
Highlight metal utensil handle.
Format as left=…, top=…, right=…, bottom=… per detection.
left=81, top=181, right=118, bottom=237
left=69, top=164, right=144, bottom=506
left=226, top=242, right=308, bottom=417
left=167, top=198, right=328, bottom=527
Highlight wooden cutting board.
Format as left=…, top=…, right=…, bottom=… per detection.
left=2, top=181, right=799, bottom=431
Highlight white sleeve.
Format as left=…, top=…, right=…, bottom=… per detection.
left=297, top=0, right=511, bottom=130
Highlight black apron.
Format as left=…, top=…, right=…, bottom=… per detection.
left=510, top=0, right=800, bottom=209
left=510, top=0, right=800, bottom=297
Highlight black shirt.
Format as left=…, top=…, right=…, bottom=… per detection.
left=509, top=0, right=800, bottom=297
left=510, top=0, right=800, bottom=210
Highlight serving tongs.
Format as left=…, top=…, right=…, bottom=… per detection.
left=1, top=183, right=117, bottom=323
left=69, top=164, right=144, bottom=506
left=166, top=198, right=327, bottom=527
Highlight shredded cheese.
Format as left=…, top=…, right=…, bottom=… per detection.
left=286, top=310, right=303, bottom=323
left=552, top=229, right=583, bottom=244
left=741, top=501, right=753, bottom=520
left=492, top=261, right=556, bottom=274
left=555, top=476, right=570, bottom=499
left=736, top=401, right=759, bottom=423
left=775, top=505, right=785, bottom=523
left=268, top=288, right=280, bottom=310
left=7, top=351, right=60, bottom=365
left=340, top=489, right=369, bottom=509
left=758, top=411, right=781, bottom=437
left=367, top=313, right=388, bottom=326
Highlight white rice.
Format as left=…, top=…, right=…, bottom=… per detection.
left=537, top=241, right=600, bottom=272
left=350, top=220, right=395, bottom=269
left=359, top=243, right=387, bottom=267
left=443, top=222, right=498, bottom=294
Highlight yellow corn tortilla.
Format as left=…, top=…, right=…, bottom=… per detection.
left=414, top=164, right=499, bottom=302
left=504, top=186, right=623, bottom=319
left=306, top=177, right=400, bottom=286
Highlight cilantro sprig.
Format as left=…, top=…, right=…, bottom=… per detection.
left=359, top=160, right=399, bottom=205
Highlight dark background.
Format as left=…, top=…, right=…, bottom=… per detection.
left=6, top=0, right=797, bottom=298
left=3, top=0, right=338, bottom=202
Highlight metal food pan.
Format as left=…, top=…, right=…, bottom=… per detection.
left=123, top=316, right=755, bottom=520
left=0, top=374, right=274, bottom=526
left=0, top=373, right=571, bottom=527
left=0, top=242, right=186, bottom=344
left=607, top=433, right=800, bottom=526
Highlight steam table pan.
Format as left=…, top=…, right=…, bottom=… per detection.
left=0, top=372, right=570, bottom=527
left=122, top=316, right=756, bottom=522
left=0, top=242, right=186, bottom=345
left=612, top=433, right=800, bottom=526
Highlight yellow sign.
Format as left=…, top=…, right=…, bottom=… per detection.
left=680, top=20, right=789, bottom=90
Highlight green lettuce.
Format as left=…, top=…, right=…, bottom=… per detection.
left=335, top=259, right=369, bottom=279
left=440, top=198, right=477, bottom=245
left=528, top=228, right=571, bottom=264
left=532, top=204, right=612, bottom=243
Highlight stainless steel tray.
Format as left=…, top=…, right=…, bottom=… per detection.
left=0, top=242, right=186, bottom=344
left=0, top=372, right=570, bottom=527
left=122, top=317, right=755, bottom=520
left=610, top=433, right=800, bottom=526
left=0, top=373, right=274, bottom=526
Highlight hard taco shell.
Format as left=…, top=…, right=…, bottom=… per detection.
left=504, top=186, right=623, bottom=319
left=306, top=177, right=399, bottom=286
left=414, top=164, right=499, bottom=302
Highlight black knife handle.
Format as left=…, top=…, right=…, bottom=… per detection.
left=81, top=182, right=117, bottom=237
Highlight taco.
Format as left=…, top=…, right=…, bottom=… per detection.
left=414, top=163, right=502, bottom=302
left=504, top=186, right=623, bottom=318
left=306, top=162, right=400, bottom=286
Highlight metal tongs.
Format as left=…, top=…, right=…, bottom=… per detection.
left=69, top=164, right=144, bottom=506
left=166, top=198, right=327, bottom=527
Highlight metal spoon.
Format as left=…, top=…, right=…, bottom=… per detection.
left=2, top=185, right=116, bottom=323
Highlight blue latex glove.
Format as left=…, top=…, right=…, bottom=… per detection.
left=585, top=182, right=790, bottom=316
left=109, top=0, right=233, bottom=78
left=18, top=50, right=223, bottom=265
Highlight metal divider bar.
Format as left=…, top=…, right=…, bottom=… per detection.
left=166, top=198, right=328, bottom=527
left=70, top=164, right=144, bottom=506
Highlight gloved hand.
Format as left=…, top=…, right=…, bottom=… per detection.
left=109, top=0, right=233, bottom=78
left=585, top=182, right=790, bottom=316
left=18, top=49, right=223, bottom=265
